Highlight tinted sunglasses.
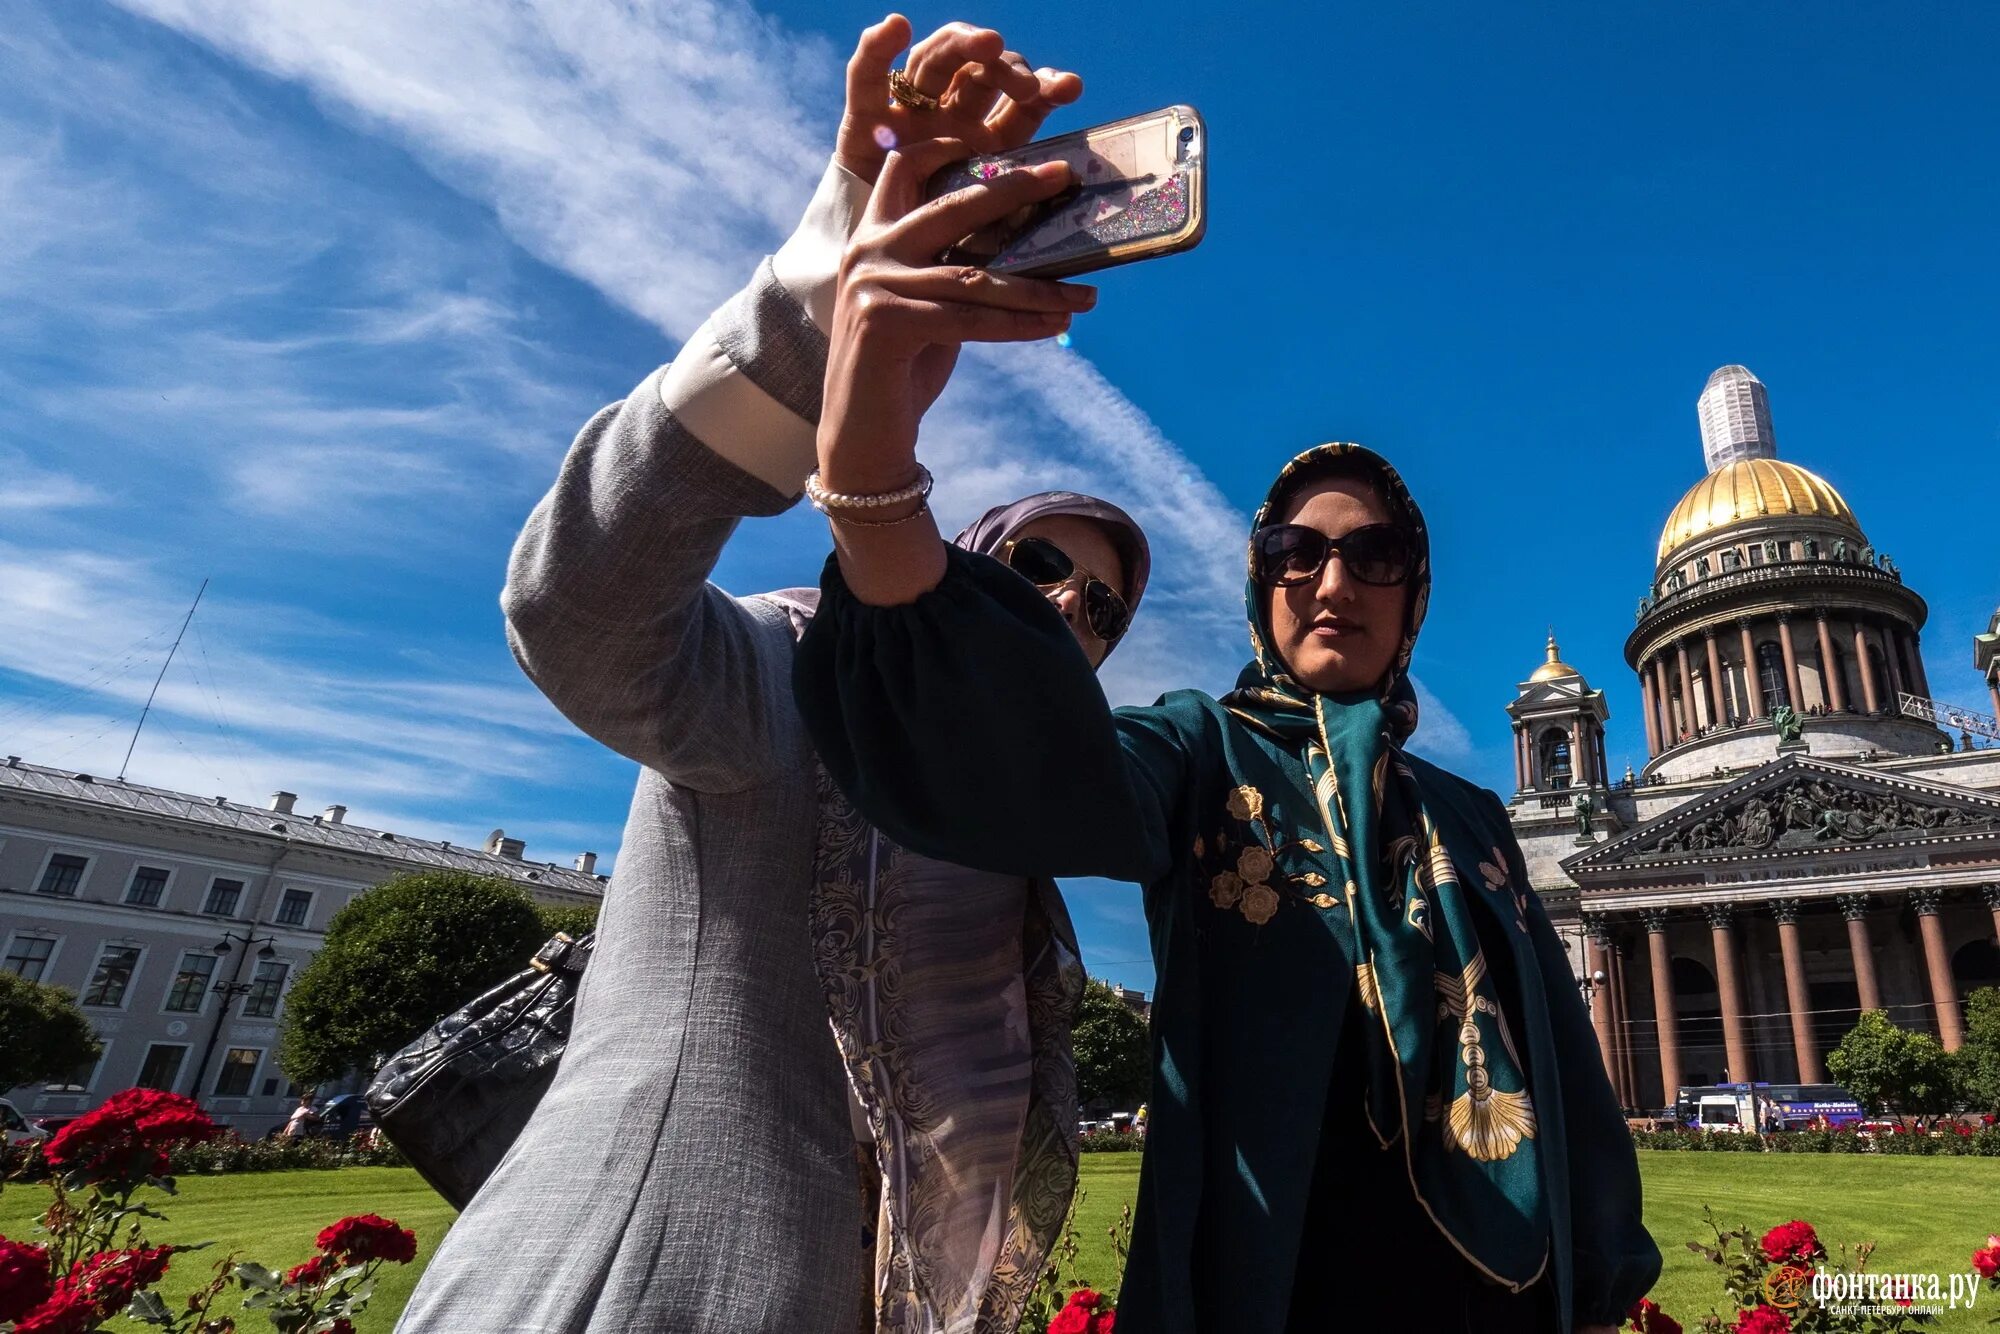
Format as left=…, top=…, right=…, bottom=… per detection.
left=1003, top=536, right=1132, bottom=643
left=1250, top=522, right=1413, bottom=588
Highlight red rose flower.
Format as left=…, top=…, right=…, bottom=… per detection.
left=10, top=1282, right=99, bottom=1334
left=1759, top=1220, right=1824, bottom=1264
left=1627, top=1297, right=1683, bottom=1334
left=1050, top=1288, right=1109, bottom=1334
left=44, top=1089, right=218, bottom=1182
left=286, top=1253, right=335, bottom=1287
left=0, top=1237, right=55, bottom=1323
left=1973, top=1244, right=2000, bottom=1281
left=315, top=1214, right=418, bottom=1265
left=1732, top=1307, right=1791, bottom=1334
left=65, top=1246, right=173, bottom=1316
left=329, top=1321, right=356, bottom=1334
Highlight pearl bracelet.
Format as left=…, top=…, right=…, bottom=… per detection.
left=804, top=465, right=933, bottom=514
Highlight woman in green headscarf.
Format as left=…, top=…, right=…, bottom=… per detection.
left=791, top=130, right=1658, bottom=1333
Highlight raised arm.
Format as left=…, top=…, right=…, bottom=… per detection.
left=504, top=16, right=1083, bottom=789
left=796, top=544, right=1192, bottom=884
left=499, top=162, right=860, bottom=790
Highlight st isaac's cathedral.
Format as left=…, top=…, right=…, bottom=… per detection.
left=1505, top=365, right=2000, bottom=1112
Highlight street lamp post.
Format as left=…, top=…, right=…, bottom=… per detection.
left=187, top=929, right=277, bottom=1102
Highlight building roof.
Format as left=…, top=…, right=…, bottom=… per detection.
left=1657, top=456, right=1863, bottom=563
left=0, top=756, right=606, bottom=897
left=1529, top=632, right=1582, bottom=683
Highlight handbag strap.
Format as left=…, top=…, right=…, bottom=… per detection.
left=527, top=931, right=593, bottom=980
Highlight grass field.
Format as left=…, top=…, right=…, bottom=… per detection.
left=5, top=1155, right=1997, bottom=1330
left=0, top=1168, right=456, bottom=1333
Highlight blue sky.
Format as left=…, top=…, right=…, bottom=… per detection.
left=2, top=0, right=1994, bottom=993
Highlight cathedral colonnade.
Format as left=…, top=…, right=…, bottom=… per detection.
left=1578, top=883, right=2000, bottom=1111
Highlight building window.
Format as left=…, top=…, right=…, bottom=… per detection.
left=37, top=854, right=89, bottom=897
left=203, top=879, right=244, bottom=917
left=1747, top=544, right=1764, bottom=566
left=126, top=867, right=171, bottom=908
left=1869, top=645, right=1891, bottom=707
left=45, top=1048, right=105, bottom=1093
left=165, top=952, right=218, bottom=1012
left=83, top=947, right=142, bottom=1008
left=1757, top=642, right=1790, bottom=711
left=242, top=960, right=290, bottom=1018
left=3, top=935, right=56, bottom=982
left=135, top=1043, right=187, bottom=1092
left=275, top=889, right=313, bottom=927
left=213, top=1048, right=261, bottom=1098
left=1538, top=730, right=1572, bottom=790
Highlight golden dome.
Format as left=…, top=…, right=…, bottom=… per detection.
left=1529, top=632, right=1580, bottom=683
left=1656, top=457, right=1861, bottom=563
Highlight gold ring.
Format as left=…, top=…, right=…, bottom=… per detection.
left=887, top=68, right=941, bottom=112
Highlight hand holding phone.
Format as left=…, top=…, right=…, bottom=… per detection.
left=923, top=105, right=1207, bottom=280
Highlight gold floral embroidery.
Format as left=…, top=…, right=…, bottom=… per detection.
left=1236, top=846, right=1274, bottom=884
left=1192, top=834, right=1205, bottom=859
left=1201, top=783, right=1344, bottom=925
left=1240, top=884, right=1280, bottom=925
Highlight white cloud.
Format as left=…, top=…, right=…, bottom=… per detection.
left=106, top=0, right=1259, bottom=703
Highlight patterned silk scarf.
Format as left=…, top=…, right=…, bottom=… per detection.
left=1219, top=444, right=1550, bottom=1290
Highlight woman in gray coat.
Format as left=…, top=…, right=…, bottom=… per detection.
left=396, top=18, right=1140, bottom=1333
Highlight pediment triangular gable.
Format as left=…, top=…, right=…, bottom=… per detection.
left=1562, top=755, right=2000, bottom=875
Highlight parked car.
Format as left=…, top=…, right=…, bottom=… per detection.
left=313, top=1093, right=375, bottom=1140
left=1, top=1099, right=50, bottom=1147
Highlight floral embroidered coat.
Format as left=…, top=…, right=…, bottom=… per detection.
left=795, top=546, right=1661, bottom=1334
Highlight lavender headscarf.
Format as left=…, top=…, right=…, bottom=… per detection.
left=952, top=490, right=1152, bottom=657
left=772, top=491, right=1151, bottom=655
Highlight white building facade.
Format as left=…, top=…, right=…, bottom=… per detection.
left=1, top=758, right=604, bottom=1132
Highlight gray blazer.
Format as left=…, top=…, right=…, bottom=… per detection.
left=395, top=257, right=864, bottom=1332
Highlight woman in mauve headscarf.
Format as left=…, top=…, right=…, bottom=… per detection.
left=785, top=114, right=1661, bottom=1333
left=810, top=489, right=1149, bottom=1334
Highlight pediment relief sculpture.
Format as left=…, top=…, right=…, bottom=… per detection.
left=1646, top=779, right=1994, bottom=856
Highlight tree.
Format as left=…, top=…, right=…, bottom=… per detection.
left=538, top=903, right=600, bottom=940
left=0, top=972, right=102, bottom=1091
left=1074, top=979, right=1150, bottom=1109
left=1959, top=986, right=2000, bottom=1116
left=278, top=871, right=547, bottom=1086
left=1826, top=1009, right=1964, bottom=1118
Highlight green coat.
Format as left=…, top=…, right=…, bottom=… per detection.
left=796, top=547, right=1659, bottom=1333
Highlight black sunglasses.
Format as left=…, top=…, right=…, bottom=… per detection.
left=1250, top=522, right=1413, bottom=589
left=1003, top=536, right=1132, bottom=643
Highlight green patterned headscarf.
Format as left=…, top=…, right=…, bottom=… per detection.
left=1218, top=444, right=1551, bottom=1290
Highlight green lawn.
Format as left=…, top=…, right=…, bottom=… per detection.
left=0, top=1168, right=457, bottom=1333
left=5, top=1155, right=1996, bottom=1330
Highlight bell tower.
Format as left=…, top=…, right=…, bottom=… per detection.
left=1506, top=632, right=1610, bottom=798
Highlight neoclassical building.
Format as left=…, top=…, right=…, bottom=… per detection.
left=1507, top=366, right=2000, bottom=1111
left=1, top=758, right=604, bottom=1131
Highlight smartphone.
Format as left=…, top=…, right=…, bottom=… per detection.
left=924, top=105, right=1207, bottom=280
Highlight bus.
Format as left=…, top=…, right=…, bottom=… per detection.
left=1673, top=1082, right=1863, bottom=1131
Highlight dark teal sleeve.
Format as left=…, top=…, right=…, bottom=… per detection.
left=794, top=546, right=1189, bottom=884
left=1494, top=800, right=1662, bottom=1325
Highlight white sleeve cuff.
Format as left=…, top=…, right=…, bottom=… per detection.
left=771, top=158, right=872, bottom=333
left=657, top=323, right=818, bottom=497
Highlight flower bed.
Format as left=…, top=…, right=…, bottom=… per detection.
left=1633, top=1125, right=2000, bottom=1155
left=5, top=1132, right=406, bottom=1180
left=1077, top=1131, right=1143, bottom=1154
left=0, top=1088, right=421, bottom=1333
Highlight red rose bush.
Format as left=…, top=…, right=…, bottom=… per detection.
left=1, top=1086, right=418, bottom=1334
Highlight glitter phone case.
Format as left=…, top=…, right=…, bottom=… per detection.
left=925, top=105, right=1206, bottom=279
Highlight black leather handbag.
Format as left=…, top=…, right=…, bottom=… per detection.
left=365, top=932, right=592, bottom=1209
